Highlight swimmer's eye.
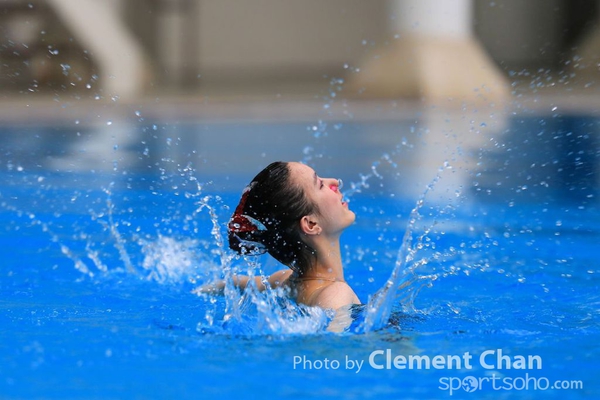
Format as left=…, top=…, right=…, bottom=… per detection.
left=319, top=179, right=324, bottom=189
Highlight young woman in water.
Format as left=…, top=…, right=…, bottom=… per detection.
left=204, top=161, right=360, bottom=319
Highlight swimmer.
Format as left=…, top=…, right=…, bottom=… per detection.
left=201, top=161, right=360, bottom=330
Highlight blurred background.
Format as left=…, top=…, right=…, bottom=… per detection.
left=1, top=0, right=600, bottom=200
left=1, top=0, right=599, bottom=106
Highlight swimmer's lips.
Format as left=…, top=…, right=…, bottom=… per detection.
left=340, top=192, right=349, bottom=208
left=331, top=183, right=347, bottom=207
left=336, top=185, right=349, bottom=208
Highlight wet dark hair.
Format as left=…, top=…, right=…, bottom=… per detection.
left=228, top=161, right=317, bottom=273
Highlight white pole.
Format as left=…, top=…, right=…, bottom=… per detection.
left=347, top=0, right=509, bottom=104
left=47, top=0, right=147, bottom=99
left=389, top=0, right=472, bottom=38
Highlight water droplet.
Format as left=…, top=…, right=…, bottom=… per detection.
left=60, top=64, right=71, bottom=75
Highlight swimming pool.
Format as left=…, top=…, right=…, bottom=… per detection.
left=0, top=105, right=598, bottom=398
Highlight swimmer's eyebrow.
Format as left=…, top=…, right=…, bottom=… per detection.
left=313, top=171, right=318, bottom=187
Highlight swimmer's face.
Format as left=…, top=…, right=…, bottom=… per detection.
left=288, top=162, right=355, bottom=235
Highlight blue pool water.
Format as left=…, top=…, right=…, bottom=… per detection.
left=0, top=109, right=598, bottom=398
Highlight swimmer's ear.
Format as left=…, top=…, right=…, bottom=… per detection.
left=300, top=215, right=321, bottom=236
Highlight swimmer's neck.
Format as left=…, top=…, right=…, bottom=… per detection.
left=304, top=236, right=345, bottom=281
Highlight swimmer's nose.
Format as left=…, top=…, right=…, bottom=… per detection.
left=329, top=178, right=343, bottom=192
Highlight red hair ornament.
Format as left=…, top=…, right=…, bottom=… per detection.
left=228, top=183, right=268, bottom=255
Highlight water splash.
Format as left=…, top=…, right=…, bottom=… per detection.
left=192, top=159, right=473, bottom=335
left=198, top=285, right=331, bottom=336
left=301, top=77, right=346, bottom=164
left=97, top=184, right=136, bottom=274
left=140, top=235, right=201, bottom=284
left=359, top=196, right=430, bottom=332
left=344, top=150, right=403, bottom=199
left=3, top=149, right=482, bottom=337
left=189, top=200, right=332, bottom=336
left=1, top=202, right=98, bottom=278
left=357, top=165, right=468, bottom=333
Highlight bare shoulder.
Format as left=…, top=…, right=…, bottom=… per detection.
left=312, top=282, right=360, bottom=310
